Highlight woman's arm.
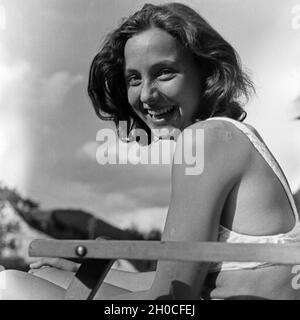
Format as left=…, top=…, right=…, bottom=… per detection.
left=29, top=257, right=155, bottom=292
left=100, top=120, right=251, bottom=300
left=105, top=269, right=155, bottom=291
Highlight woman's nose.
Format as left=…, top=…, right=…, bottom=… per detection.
left=140, top=80, right=158, bottom=105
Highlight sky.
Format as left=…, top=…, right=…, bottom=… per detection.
left=0, top=0, right=300, bottom=232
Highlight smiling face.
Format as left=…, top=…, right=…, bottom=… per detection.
left=124, top=27, right=203, bottom=139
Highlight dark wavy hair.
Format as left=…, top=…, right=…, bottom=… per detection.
left=88, top=2, right=254, bottom=142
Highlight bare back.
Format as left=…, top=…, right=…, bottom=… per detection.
left=202, top=118, right=300, bottom=300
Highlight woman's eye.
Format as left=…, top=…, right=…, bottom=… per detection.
left=126, top=75, right=141, bottom=87
left=157, top=69, right=175, bottom=80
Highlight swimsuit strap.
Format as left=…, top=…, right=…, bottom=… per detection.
left=205, top=117, right=299, bottom=223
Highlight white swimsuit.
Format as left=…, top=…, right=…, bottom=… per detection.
left=205, top=117, right=300, bottom=273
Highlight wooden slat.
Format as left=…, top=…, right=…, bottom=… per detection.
left=64, top=259, right=114, bottom=300
left=29, top=240, right=300, bottom=264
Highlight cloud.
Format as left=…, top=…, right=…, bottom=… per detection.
left=0, top=61, right=84, bottom=115
left=0, top=59, right=32, bottom=192
left=77, top=141, right=98, bottom=160
left=40, top=71, right=84, bottom=109
left=0, top=48, right=84, bottom=192
left=0, top=60, right=32, bottom=111
left=74, top=137, right=173, bottom=210
left=107, top=207, right=168, bottom=233
left=0, top=114, right=30, bottom=192
left=77, top=138, right=140, bottom=164
left=0, top=61, right=30, bottom=97
left=31, top=171, right=168, bottom=233
left=27, top=177, right=150, bottom=228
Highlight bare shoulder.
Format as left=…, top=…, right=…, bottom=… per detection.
left=166, top=119, right=253, bottom=242
left=188, top=118, right=252, bottom=141
left=177, top=119, right=253, bottom=163
left=172, top=119, right=253, bottom=185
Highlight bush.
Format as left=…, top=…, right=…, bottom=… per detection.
left=0, top=257, right=29, bottom=272
left=124, top=226, right=162, bottom=272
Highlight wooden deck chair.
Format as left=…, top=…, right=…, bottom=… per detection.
left=29, top=239, right=300, bottom=299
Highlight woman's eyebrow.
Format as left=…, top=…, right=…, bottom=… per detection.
left=151, top=60, right=178, bottom=68
left=124, top=68, right=136, bottom=76
left=124, top=59, right=178, bottom=74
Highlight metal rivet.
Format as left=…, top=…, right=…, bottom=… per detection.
left=75, top=245, right=87, bottom=257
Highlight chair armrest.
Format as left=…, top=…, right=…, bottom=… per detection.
left=28, top=239, right=300, bottom=299
left=29, top=239, right=300, bottom=264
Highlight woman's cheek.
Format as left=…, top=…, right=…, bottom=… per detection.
left=160, top=78, right=183, bottom=100
left=127, top=88, right=139, bottom=108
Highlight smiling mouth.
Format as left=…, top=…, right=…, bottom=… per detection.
left=146, top=105, right=176, bottom=119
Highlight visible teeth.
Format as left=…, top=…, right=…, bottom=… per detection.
left=148, top=106, right=174, bottom=116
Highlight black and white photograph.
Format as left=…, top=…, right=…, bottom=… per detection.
left=0, top=0, right=300, bottom=302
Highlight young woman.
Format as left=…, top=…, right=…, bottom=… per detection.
left=1, top=2, right=300, bottom=300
